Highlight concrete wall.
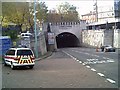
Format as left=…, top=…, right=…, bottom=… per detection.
left=103, top=29, right=114, bottom=46
left=82, top=29, right=120, bottom=48
left=30, top=32, right=47, bottom=56
left=114, top=29, right=120, bottom=48
left=82, top=30, right=104, bottom=48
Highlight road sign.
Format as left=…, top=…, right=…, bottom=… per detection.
left=48, top=32, right=55, bottom=45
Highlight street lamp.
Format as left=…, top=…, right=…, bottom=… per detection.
left=34, top=0, right=38, bottom=58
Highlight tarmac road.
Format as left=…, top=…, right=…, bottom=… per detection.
left=62, top=47, right=118, bottom=87
left=2, top=48, right=117, bottom=88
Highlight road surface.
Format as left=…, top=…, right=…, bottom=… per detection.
left=2, top=47, right=118, bottom=88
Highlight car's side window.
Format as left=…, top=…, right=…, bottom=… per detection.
left=6, top=50, right=15, bottom=56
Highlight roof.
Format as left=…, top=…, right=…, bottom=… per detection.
left=10, top=48, right=31, bottom=50
left=0, top=36, right=10, bottom=39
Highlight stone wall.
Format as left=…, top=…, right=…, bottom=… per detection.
left=103, top=29, right=114, bottom=46
left=30, top=32, right=47, bottom=56
left=82, top=29, right=120, bottom=48
left=114, top=29, right=120, bottom=48
left=82, top=30, right=104, bottom=48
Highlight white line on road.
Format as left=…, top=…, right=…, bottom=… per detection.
left=82, top=63, right=85, bottom=65
left=97, top=73, right=105, bottom=77
left=106, top=78, right=116, bottom=84
left=84, top=53, right=90, bottom=55
left=79, top=61, right=82, bottom=63
left=91, top=68, right=96, bottom=72
left=86, top=66, right=91, bottom=68
left=73, top=57, right=76, bottom=60
left=103, top=57, right=108, bottom=59
left=107, top=59, right=115, bottom=63
left=92, top=55, right=100, bottom=57
left=63, top=50, right=116, bottom=85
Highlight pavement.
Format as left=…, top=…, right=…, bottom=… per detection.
left=35, top=51, right=52, bottom=61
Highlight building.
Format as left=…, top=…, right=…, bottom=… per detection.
left=82, top=0, right=120, bottom=29
left=81, top=11, right=96, bottom=23
left=81, top=0, right=120, bottom=30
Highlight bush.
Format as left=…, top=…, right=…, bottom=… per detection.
left=2, top=30, right=18, bottom=41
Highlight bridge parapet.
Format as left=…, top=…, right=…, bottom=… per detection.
left=50, top=21, right=81, bottom=26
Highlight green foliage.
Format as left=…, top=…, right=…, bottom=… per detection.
left=2, top=2, right=49, bottom=32
left=36, top=2, right=48, bottom=22
left=58, top=2, right=71, bottom=14
left=2, top=2, right=32, bottom=31
left=2, top=30, right=18, bottom=41
left=57, top=2, right=79, bottom=22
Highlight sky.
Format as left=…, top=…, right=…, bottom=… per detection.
left=37, top=0, right=114, bottom=16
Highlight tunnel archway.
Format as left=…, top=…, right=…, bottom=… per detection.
left=56, top=32, right=80, bottom=48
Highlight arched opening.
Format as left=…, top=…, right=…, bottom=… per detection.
left=56, top=32, right=80, bottom=48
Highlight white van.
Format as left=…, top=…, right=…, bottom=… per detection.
left=4, top=47, right=35, bottom=70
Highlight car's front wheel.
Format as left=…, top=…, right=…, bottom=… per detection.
left=104, top=49, right=107, bottom=52
left=113, top=49, right=115, bottom=52
left=11, top=62, right=15, bottom=70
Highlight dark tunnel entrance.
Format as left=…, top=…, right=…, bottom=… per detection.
left=56, top=32, right=80, bottom=48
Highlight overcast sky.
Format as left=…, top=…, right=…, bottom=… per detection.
left=38, top=0, right=94, bottom=16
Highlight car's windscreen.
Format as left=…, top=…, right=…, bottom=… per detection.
left=17, top=50, right=33, bottom=55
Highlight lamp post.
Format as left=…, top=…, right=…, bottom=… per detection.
left=93, top=0, right=98, bottom=22
left=34, top=0, right=38, bottom=58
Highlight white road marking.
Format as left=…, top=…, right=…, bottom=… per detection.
left=82, top=63, right=85, bottom=65
left=106, top=78, right=116, bottom=84
left=103, top=57, right=108, bottom=59
left=84, top=53, right=90, bottom=55
left=97, top=73, right=105, bottom=77
left=73, top=58, right=76, bottom=60
left=79, top=61, right=82, bottom=63
left=86, top=66, right=90, bottom=68
left=92, top=55, right=100, bottom=57
left=87, top=59, right=98, bottom=61
left=91, top=68, right=96, bottom=72
left=63, top=50, right=116, bottom=85
left=107, top=59, right=115, bottom=63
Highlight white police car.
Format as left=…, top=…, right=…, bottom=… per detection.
left=3, top=47, right=35, bottom=70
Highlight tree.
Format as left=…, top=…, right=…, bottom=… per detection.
left=47, top=12, right=62, bottom=22
left=57, top=2, right=79, bottom=22
left=2, top=2, right=32, bottom=32
left=36, top=2, right=48, bottom=22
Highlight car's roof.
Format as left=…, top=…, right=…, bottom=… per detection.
left=10, top=48, right=32, bottom=50
left=21, top=32, right=32, bottom=34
